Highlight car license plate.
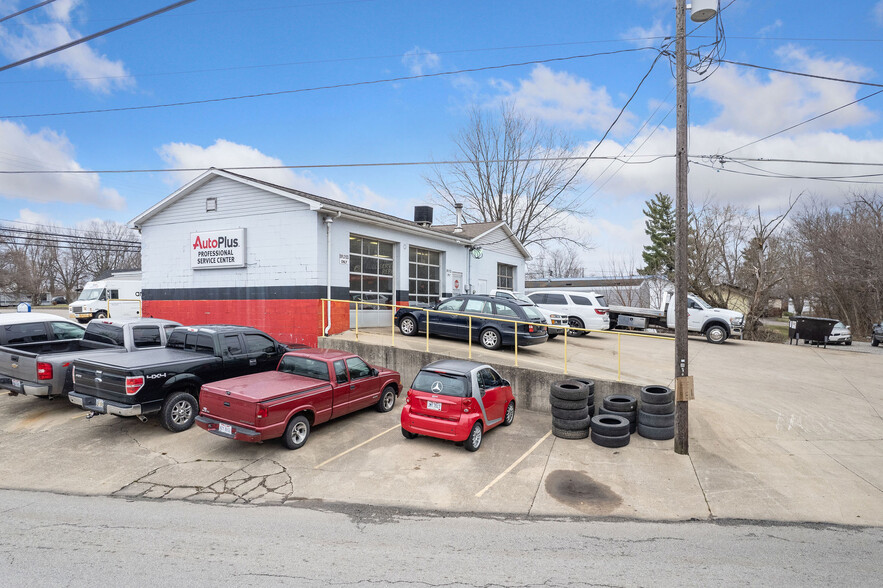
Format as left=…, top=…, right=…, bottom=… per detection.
left=11, top=378, right=21, bottom=388
left=95, top=399, right=104, bottom=409
left=427, top=401, right=442, bottom=411
left=219, top=423, right=232, bottom=435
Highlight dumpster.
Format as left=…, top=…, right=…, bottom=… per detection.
left=789, top=316, right=838, bottom=347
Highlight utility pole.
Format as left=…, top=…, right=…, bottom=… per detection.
left=674, top=0, right=716, bottom=455
left=674, top=0, right=690, bottom=455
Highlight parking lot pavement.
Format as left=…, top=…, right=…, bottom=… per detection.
left=1, top=327, right=881, bottom=525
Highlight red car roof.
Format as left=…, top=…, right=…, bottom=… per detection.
left=284, top=348, right=355, bottom=360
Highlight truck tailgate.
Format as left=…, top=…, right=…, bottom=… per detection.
left=0, top=348, right=39, bottom=385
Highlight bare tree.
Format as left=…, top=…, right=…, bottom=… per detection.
left=687, top=200, right=750, bottom=308
left=81, top=220, right=141, bottom=278
left=526, top=243, right=584, bottom=279
left=426, top=103, right=591, bottom=249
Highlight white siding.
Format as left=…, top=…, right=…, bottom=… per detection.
left=474, top=226, right=523, bottom=258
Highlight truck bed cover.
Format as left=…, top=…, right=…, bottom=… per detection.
left=607, top=305, right=665, bottom=319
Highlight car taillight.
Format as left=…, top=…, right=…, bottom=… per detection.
left=37, top=362, right=52, bottom=380
left=125, top=376, right=144, bottom=395
left=406, top=390, right=413, bottom=404
left=256, top=405, right=269, bottom=419
left=595, top=309, right=607, bottom=315
left=528, top=324, right=535, bottom=333
left=462, top=397, right=474, bottom=413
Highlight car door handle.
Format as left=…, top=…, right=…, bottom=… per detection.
left=350, top=385, right=355, bottom=390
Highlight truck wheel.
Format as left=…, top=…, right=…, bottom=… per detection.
left=376, top=385, right=397, bottom=413
left=160, top=391, right=197, bottom=432
left=283, top=415, right=310, bottom=450
left=705, top=324, right=728, bottom=344
left=399, top=316, right=418, bottom=336
left=873, top=339, right=880, bottom=347
left=567, top=317, right=587, bottom=337
left=95, top=311, right=107, bottom=320
left=479, top=328, right=502, bottom=350
left=464, top=422, right=483, bottom=451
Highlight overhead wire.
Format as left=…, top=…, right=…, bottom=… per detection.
left=0, top=0, right=58, bottom=23
left=0, top=47, right=659, bottom=119
left=0, top=0, right=197, bottom=74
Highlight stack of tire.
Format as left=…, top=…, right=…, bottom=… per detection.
left=589, top=413, right=630, bottom=448
left=550, top=379, right=593, bottom=440
left=598, top=395, right=637, bottom=434
left=637, top=385, right=675, bottom=440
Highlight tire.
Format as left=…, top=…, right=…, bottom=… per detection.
left=283, top=414, right=311, bottom=449
left=589, top=414, right=629, bottom=437
left=872, top=338, right=880, bottom=347
left=637, top=422, right=675, bottom=440
left=376, top=385, right=397, bottom=413
left=641, top=385, right=674, bottom=405
left=569, top=378, right=595, bottom=395
left=602, top=394, right=637, bottom=412
left=464, top=422, right=483, bottom=451
left=550, top=380, right=589, bottom=401
left=552, top=426, right=590, bottom=440
left=503, top=401, right=515, bottom=426
left=567, top=316, right=587, bottom=337
left=159, top=391, right=197, bottom=432
left=398, top=315, right=418, bottom=336
left=637, top=410, right=675, bottom=428
left=401, top=427, right=418, bottom=439
left=547, top=333, right=558, bottom=340
left=705, top=324, right=728, bottom=344
left=590, top=430, right=630, bottom=448
left=549, top=396, right=587, bottom=410
left=599, top=406, right=636, bottom=421
left=846, top=341, right=852, bottom=346
left=94, top=310, right=107, bottom=320
left=479, top=328, right=502, bottom=350
left=552, top=416, right=591, bottom=431
left=641, top=400, right=674, bottom=415
left=551, top=406, right=589, bottom=420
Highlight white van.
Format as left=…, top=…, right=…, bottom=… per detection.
left=527, top=290, right=611, bottom=334
left=69, top=272, right=142, bottom=323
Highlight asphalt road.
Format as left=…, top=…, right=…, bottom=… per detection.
left=1, top=489, right=880, bottom=587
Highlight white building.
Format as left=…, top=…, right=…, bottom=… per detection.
left=130, top=168, right=530, bottom=345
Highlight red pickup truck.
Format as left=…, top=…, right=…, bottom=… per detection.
left=195, top=349, right=401, bottom=449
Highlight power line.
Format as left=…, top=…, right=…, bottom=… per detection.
left=0, top=154, right=675, bottom=175
left=0, top=47, right=659, bottom=119
left=719, top=58, right=883, bottom=88
left=0, top=0, right=58, bottom=23
left=690, top=160, right=883, bottom=185
left=722, top=89, right=883, bottom=155
left=0, top=37, right=670, bottom=86
left=1, top=226, right=141, bottom=247
left=0, top=0, right=197, bottom=74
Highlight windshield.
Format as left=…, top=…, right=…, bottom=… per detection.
left=77, top=288, right=104, bottom=302
left=411, top=371, right=469, bottom=398
left=691, top=295, right=712, bottom=310
left=522, top=306, right=545, bottom=322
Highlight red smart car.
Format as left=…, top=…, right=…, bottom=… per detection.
left=400, top=360, right=515, bottom=451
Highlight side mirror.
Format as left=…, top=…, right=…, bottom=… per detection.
left=371, top=367, right=379, bottom=377
left=501, top=379, right=511, bottom=387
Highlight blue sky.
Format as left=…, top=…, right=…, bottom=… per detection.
left=2, top=0, right=883, bottom=273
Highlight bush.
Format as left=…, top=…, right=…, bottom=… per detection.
left=745, top=326, right=788, bottom=344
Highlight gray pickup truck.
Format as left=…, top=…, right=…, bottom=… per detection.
left=0, top=317, right=180, bottom=399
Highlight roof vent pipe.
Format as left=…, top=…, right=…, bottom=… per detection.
left=453, top=203, right=464, bottom=234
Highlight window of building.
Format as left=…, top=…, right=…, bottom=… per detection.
left=409, top=247, right=441, bottom=305
left=350, top=235, right=395, bottom=309
left=497, top=263, right=515, bottom=290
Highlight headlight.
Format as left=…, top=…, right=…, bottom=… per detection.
left=731, top=316, right=743, bottom=326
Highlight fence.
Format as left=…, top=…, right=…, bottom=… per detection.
left=320, top=298, right=673, bottom=381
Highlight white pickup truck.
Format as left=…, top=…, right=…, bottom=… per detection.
left=608, top=291, right=744, bottom=344
left=0, top=317, right=180, bottom=399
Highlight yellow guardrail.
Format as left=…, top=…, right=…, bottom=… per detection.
left=320, top=298, right=674, bottom=381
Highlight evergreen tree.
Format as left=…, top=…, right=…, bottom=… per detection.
left=639, top=192, right=675, bottom=277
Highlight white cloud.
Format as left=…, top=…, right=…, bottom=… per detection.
left=402, top=46, right=440, bottom=76
left=157, top=139, right=397, bottom=214
left=0, top=120, right=125, bottom=210
left=492, top=65, right=635, bottom=133
left=0, top=0, right=132, bottom=94
left=694, top=46, right=875, bottom=135
left=874, top=1, right=883, bottom=26
left=757, top=19, right=783, bottom=37
left=622, top=19, right=670, bottom=46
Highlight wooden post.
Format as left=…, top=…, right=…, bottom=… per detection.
left=674, top=0, right=690, bottom=455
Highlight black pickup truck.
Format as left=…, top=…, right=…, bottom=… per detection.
left=68, top=325, right=290, bottom=432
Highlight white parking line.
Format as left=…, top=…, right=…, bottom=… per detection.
left=313, top=424, right=399, bottom=470
left=475, top=430, right=553, bottom=498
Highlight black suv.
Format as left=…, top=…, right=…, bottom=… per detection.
left=394, top=295, right=548, bottom=350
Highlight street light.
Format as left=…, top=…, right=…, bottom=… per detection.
left=674, top=0, right=717, bottom=455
